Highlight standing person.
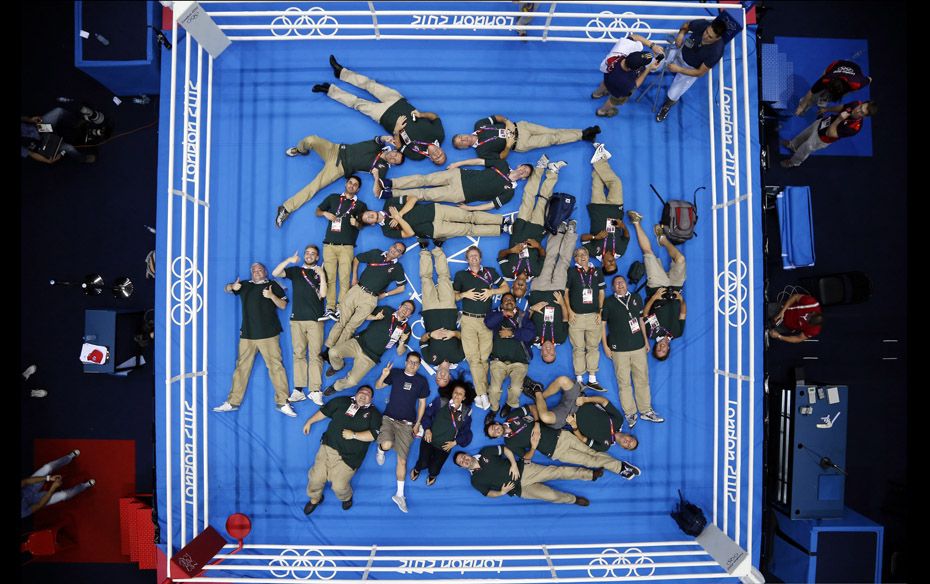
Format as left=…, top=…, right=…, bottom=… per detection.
left=484, top=292, right=544, bottom=417
left=313, top=55, right=447, bottom=165
left=276, top=136, right=402, bottom=227
left=780, top=100, right=877, bottom=168
left=411, top=377, right=476, bottom=486
left=769, top=293, right=823, bottom=343
left=369, top=196, right=509, bottom=241
left=454, top=246, right=510, bottom=409
left=452, top=114, right=600, bottom=158
left=497, top=154, right=564, bottom=298
left=591, top=35, right=663, bottom=117
left=795, top=60, right=871, bottom=117
left=453, top=445, right=595, bottom=506
left=375, top=158, right=533, bottom=211
left=627, top=210, right=687, bottom=361
left=301, top=386, right=382, bottom=514
left=213, top=263, right=296, bottom=417
left=416, top=244, right=466, bottom=387
left=324, top=243, right=407, bottom=350
left=21, top=450, right=95, bottom=518
left=579, top=145, right=629, bottom=276
left=601, top=275, right=663, bottom=429
left=315, top=177, right=368, bottom=321
left=323, top=302, right=415, bottom=396
left=272, top=246, right=328, bottom=406
left=565, top=246, right=606, bottom=392
left=655, top=18, right=727, bottom=122
left=374, top=352, right=430, bottom=513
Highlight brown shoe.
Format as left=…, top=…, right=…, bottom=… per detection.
left=426, top=476, right=437, bottom=486
left=574, top=496, right=590, bottom=507
left=627, top=210, right=643, bottom=223
left=654, top=224, right=666, bottom=240
left=409, top=468, right=420, bottom=481
left=592, top=468, right=604, bottom=481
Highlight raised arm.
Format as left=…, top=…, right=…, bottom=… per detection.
left=272, top=251, right=300, bottom=278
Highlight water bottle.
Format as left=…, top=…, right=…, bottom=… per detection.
left=94, top=33, right=110, bottom=46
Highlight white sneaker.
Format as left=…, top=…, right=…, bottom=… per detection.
left=30, top=389, right=47, bottom=398
left=392, top=494, right=408, bottom=513
left=590, top=143, right=612, bottom=164
left=70, top=449, right=81, bottom=458
left=288, top=389, right=307, bottom=403
left=86, top=479, right=96, bottom=487
left=376, top=447, right=385, bottom=466
left=547, top=160, right=567, bottom=173
left=474, top=394, right=489, bottom=410
left=22, top=364, right=37, bottom=380
left=308, top=391, right=324, bottom=406
left=535, top=154, right=549, bottom=169
left=277, top=403, right=297, bottom=417
left=213, top=401, right=239, bottom=413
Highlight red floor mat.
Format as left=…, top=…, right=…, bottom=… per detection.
left=31, top=439, right=136, bottom=563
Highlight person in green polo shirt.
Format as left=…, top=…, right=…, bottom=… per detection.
left=627, top=210, right=687, bottom=361
left=601, top=275, right=664, bottom=428
left=565, top=246, right=607, bottom=392
left=272, top=246, right=329, bottom=407
left=374, top=158, right=533, bottom=210
left=324, top=243, right=408, bottom=350
left=323, top=301, right=415, bottom=397
left=453, top=445, right=594, bottom=506
left=452, top=114, right=601, bottom=156
left=572, top=397, right=640, bottom=450
left=416, top=245, right=465, bottom=387
left=213, top=262, right=295, bottom=418
left=312, top=55, right=447, bottom=165
left=497, top=154, right=565, bottom=299
left=301, top=385, right=382, bottom=514
left=453, top=246, right=510, bottom=410
left=528, top=289, right=569, bottom=364
left=315, top=178, right=368, bottom=321
left=579, top=144, right=629, bottom=277
left=363, top=196, right=509, bottom=241
left=276, top=136, right=403, bottom=228
left=484, top=293, right=547, bottom=416
left=485, top=404, right=640, bottom=479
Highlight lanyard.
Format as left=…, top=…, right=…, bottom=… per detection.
left=507, top=416, right=530, bottom=437
left=490, top=166, right=514, bottom=187
left=299, top=268, right=319, bottom=291
left=334, top=195, right=356, bottom=217
left=470, top=268, right=492, bottom=286
left=576, top=266, right=594, bottom=288
left=404, top=139, right=434, bottom=157
left=617, top=293, right=631, bottom=313
left=448, top=405, right=460, bottom=435
left=369, top=151, right=384, bottom=173
left=601, top=234, right=616, bottom=255
left=367, top=253, right=396, bottom=268
left=541, top=320, right=554, bottom=344
left=608, top=416, right=615, bottom=445
left=474, top=126, right=503, bottom=147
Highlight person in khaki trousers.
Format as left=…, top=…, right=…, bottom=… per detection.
left=565, top=247, right=607, bottom=392
left=315, top=178, right=367, bottom=321
left=483, top=293, right=541, bottom=416
left=601, top=275, right=664, bottom=429
left=213, top=263, right=296, bottom=418
left=272, top=246, right=328, bottom=407
left=451, top=114, right=600, bottom=158
left=301, top=386, right=383, bottom=515
left=453, top=247, right=509, bottom=410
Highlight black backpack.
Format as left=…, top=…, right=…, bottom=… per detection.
left=626, top=261, right=646, bottom=294
left=652, top=184, right=704, bottom=245
left=544, top=192, right=576, bottom=235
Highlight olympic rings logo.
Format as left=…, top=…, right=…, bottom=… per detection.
left=587, top=547, right=656, bottom=578
left=271, top=7, right=338, bottom=38
left=269, top=548, right=337, bottom=580
left=585, top=11, right=653, bottom=41
left=171, top=257, right=204, bottom=326
left=716, top=259, right=748, bottom=327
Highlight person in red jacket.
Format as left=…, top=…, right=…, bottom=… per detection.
left=769, top=293, right=823, bottom=343
left=795, top=60, right=871, bottom=117
left=780, top=100, right=877, bottom=168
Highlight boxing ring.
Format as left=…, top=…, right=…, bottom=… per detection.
left=155, top=1, right=762, bottom=581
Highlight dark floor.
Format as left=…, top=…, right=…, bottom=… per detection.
left=19, top=1, right=908, bottom=582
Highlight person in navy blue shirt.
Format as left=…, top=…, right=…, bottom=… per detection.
left=655, top=18, right=727, bottom=122
left=410, top=377, right=476, bottom=486
left=374, top=351, right=430, bottom=513
left=591, top=33, right=663, bottom=118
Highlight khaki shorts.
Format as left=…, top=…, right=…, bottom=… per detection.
left=378, top=416, right=416, bottom=460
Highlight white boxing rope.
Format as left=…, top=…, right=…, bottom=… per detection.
left=161, top=2, right=759, bottom=580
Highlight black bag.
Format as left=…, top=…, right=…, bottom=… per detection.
left=670, top=490, right=707, bottom=537
left=652, top=184, right=704, bottom=245
left=543, top=192, right=576, bottom=235
left=626, top=260, right=646, bottom=294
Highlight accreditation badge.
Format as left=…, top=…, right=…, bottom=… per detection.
left=544, top=306, right=555, bottom=323
left=345, top=403, right=359, bottom=417
left=628, top=317, right=641, bottom=333
left=582, top=288, right=594, bottom=304
left=331, top=218, right=343, bottom=232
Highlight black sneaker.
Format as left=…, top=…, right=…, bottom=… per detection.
left=574, top=496, right=590, bottom=507
left=318, top=308, right=335, bottom=322
left=303, top=495, right=323, bottom=515
left=275, top=205, right=290, bottom=228
left=312, top=82, right=331, bottom=94
left=592, top=468, right=604, bottom=481
left=522, top=380, right=543, bottom=399
left=323, top=385, right=338, bottom=397
left=656, top=100, right=675, bottom=122
left=500, top=404, right=513, bottom=419
left=418, top=237, right=430, bottom=249
left=581, top=125, right=601, bottom=142
left=329, top=54, right=343, bottom=78
left=319, top=350, right=331, bottom=365
left=341, top=498, right=353, bottom=511
left=432, top=238, right=445, bottom=248
left=584, top=380, right=607, bottom=393
left=619, top=461, right=641, bottom=480
left=325, top=365, right=340, bottom=377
